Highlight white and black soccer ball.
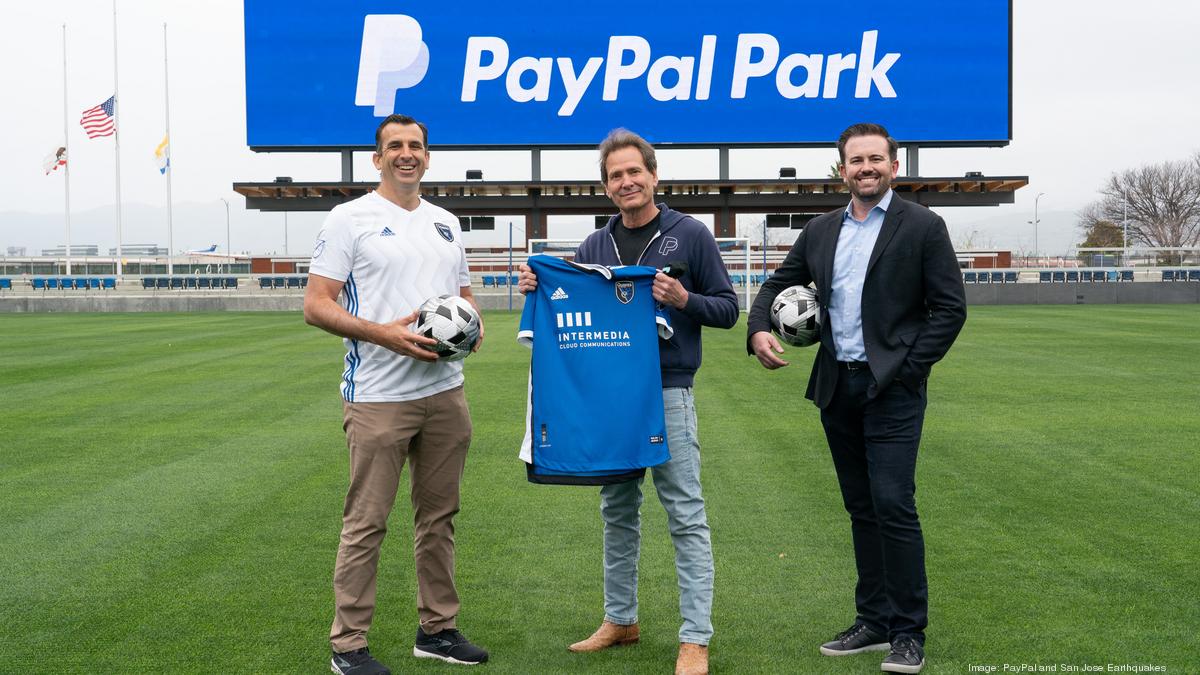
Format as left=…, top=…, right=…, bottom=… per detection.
left=770, top=285, right=821, bottom=347
left=413, top=295, right=481, bottom=361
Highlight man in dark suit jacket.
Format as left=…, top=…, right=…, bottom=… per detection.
left=747, top=123, right=966, bottom=674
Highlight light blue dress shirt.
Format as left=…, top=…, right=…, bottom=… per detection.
left=829, top=189, right=893, bottom=362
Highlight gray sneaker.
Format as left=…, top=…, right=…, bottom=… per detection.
left=819, top=623, right=890, bottom=656
left=881, top=635, right=925, bottom=673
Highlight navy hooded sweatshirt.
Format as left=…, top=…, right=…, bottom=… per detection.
left=574, top=203, right=739, bottom=388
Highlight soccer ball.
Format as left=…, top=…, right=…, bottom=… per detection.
left=413, top=295, right=481, bottom=361
left=770, top=285, right=821, bottom=347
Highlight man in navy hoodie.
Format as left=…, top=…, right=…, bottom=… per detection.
left=518, top=128, right=738, bottom=675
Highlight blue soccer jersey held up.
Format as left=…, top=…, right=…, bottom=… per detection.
left=518, top=255, right=673, bottom=485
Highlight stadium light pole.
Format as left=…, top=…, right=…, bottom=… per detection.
left=219, top=197, right=230, bottom=274
left=1122, top=190, right=1129, bottom=266
left=1027, top=192, right=1045, bottom=265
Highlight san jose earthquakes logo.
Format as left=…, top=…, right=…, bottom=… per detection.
left=615, top=280, right=634, bottom=304
left=434, top=222, right=454, bottom=242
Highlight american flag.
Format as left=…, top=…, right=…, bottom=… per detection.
left=80, top=95, right=116, bottom=138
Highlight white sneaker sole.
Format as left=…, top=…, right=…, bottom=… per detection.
left=413, top=646, right=484, bottom=665
left=820, top=642, right=890, bottom=656
left=881, top=657, right=925, bottom=673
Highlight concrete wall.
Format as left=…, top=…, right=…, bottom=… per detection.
left=964, top=281, right=1200, bottom=305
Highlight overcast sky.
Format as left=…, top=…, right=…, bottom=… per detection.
left=2, top=1, right=1198, bottom=257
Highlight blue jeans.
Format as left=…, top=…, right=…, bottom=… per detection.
left=599, top=387, right=714, bottom=645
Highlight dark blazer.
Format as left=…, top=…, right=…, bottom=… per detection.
left=748, top=193, right=967, bottom=409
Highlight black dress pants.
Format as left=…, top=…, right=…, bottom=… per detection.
left=820, top=365, right=928, bottom=643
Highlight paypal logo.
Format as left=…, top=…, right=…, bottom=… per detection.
left=356, top=14, right=430, bottom=116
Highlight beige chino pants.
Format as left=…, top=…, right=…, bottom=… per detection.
left=329, top=385, right=472, bottom=653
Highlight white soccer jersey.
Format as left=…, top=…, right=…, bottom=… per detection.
left=309, top=192, right=472, bottom=402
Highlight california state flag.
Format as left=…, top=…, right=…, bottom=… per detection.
left=43, top=146, right=67, bottom=175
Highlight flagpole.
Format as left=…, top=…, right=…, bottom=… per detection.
left=163, top=23, right=174, bottom=276
left=112, top=0, right=123, bottom=278
left=62, top=24, right=73, bottom=276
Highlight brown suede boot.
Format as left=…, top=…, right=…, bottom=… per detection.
left=675, top=642, right=709, bottom=675
left=567, top=620, right=640, bottom=652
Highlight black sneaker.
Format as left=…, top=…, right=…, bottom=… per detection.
left=881, top=635, right=925, bottom=674
left=413, top=627, right=489, bottom=665
left=330, top=647, right=391, bottom=675
left=819, top=622, right=890, bottom=656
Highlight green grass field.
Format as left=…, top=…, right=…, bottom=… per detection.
left=2, top=307, right=1198, bottom=674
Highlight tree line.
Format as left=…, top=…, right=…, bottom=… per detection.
left=1078, top=152, right=1200, bottom=255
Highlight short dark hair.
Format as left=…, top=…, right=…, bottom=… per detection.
left=837, top=123, right=898, bottom=163
left=598, top=128, right=657, bottom=182
left=374, top=114, right=429, bottom=153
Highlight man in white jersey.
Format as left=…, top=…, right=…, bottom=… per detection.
left=304, top=114, right=488, bottom=675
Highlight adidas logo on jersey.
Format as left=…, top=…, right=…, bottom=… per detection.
left=550, top=287, right=569, bottom=300
left=380, top=227, right=396, bottom=237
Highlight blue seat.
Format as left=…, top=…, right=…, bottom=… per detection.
left=1081, top=271, right=1093, bottom=282
left=286, top=276, right=301, bottom=289
left=1066, top=271, right=1079, bottom=283
left=170, top=277, right=184, bottom=289
left=88, top=277, right=101, bottom=290
left=272, top=276, right=285, bottom=288
left=155, top=277, right=169, bottom=289
left=0, top=278, right=11, bottom=290
left=495, top=275, right=507, bottom=286
left=225, top=277, right=238, bottom=289
left=211, top=277, right=225, bottom=289
left=754, top=274, right=766, bottom=285
left=185, top=277, right=199, bottom=289
left=730, top=274, right=745, bottom=286
left=963, top=272, right=977, bottom=283
left=1004, top=272, right=1018, bottom=283
left=482, top=275, right=495, bottom=287
left=103, top=277, right=116, bottom=290
left=1162, top=270, right=1174, bottom=281
left=1189, top=270, right=1200, bottom=282
left=990, top=272, right=1004, bottom=283
left=1052, top=271, right=1065, bottom=283
left=142, top=277, right=156, bottom=289
left=47, top=278, right=61, bottom=290
left=32, top=278, right=47, bottom=290
left=259, top=277, right=273, bottom=289
left=1039, top=271, right=1051, bottom=283
left=1120, top=270, right=1134, bottom=282
left=198, top=277, right=212, bottom=289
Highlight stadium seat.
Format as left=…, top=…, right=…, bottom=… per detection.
left=300, top=276, right=308, bottom=288
left=185, top=277, right=199, bottom=289
left=155, top=277, right=169, bottom=289
left=1004, top=271, right=1019, bottom=283
left=1190, top=270, right=1200, bottom=282
left=102, top=277, right=116, bottom=290
left=754, top=274, right=766, bottom=285
left=272, top=276, right=285, bottom=288
left=32, top=278, right=46, bottom=290
left=482, top=275, right=495, bottom=287
left=47, top=278, right=60, bottom=290
left=964, top=272, right=977, bottom=283
left=1066, top=271, right=1079, bottom=283
left=259, top=277, right=272, bottom=289
left=198, top=277, right=212, bottom=289
left=89, top=277, right=101, bottom=290
left=730, top=274, right=744, bottom=286
left=1081, top=271, right=1093, bottom=282
left=991, top=272, right=1005, bottom=283
left=1052, top=271, right=1065, bottom=283
left=1120, top=270, right=1134, bottom=282
left=1039, top=271, right=1051, bottom=283
left=286, top=276, right=301, bottom=289
left=169, top=277, right=183, bottom=289
left=1162, top=270, right=1174, bottom=281
left=225, top=277, right=238, bottom=289
left=0, top=278, right=11, bottom=291
left=495, top=275, right=507, bottom=286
